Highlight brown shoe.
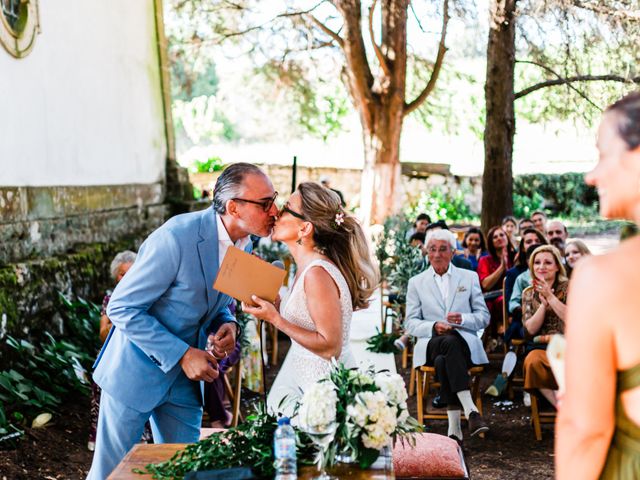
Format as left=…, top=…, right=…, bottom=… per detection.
left=468, top=411, right=489, bottom=437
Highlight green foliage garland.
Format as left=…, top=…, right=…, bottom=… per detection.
left=137, top=405, right=316, bottom=479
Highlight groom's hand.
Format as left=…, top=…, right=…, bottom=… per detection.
left=207, top=323, right=237, bottom=359
left=179, top=347, right=219, bottom=382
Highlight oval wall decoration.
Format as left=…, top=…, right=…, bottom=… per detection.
left=0, top=0, right=40, bottom=58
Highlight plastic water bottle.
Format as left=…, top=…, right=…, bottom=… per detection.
left=273, top=416, right=297, bottom=479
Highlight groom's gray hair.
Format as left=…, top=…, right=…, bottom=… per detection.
left=426, top=229, right=457, bottom=250
left=212, top=163, right=267, bottom=214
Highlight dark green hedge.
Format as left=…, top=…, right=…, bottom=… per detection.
left=513, top=172, right=598, bottom=218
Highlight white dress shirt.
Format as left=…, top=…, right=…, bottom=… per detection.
left=432, top=263, right=453, bottom=305
left=216, top=215, right=251, bottom=267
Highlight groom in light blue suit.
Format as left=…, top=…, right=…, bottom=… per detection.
left=88, top=163, right=279, bottom=479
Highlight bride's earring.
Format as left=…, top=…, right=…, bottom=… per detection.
left=296, top=238, right=303, bottom=246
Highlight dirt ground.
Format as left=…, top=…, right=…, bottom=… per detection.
left=0, top=337, right=554, bottom=479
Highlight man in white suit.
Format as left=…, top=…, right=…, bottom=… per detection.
left=405, top=229, right=490, bottom=443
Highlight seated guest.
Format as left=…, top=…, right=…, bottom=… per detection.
left=405, top=229, right=490, bottom=442
left=502, top=216, right=519, bottom=249
left=409, top=231, right=426, bottom=249
left=454, top=227, right=487, bottom=271
left=518, top=218, right=535, bottom=235
left=485, top=242, right=545, bottom=398
left=546, top=220, right=569, bottom=257
left=523, top=245, right=568, bottom=408
left=505, top=230, right=549, bottom=325
left=89, top=251, right=153, bottom=450
left=426, top=221, right=472, bottom=271
left=564, top=239, right=591, bottom=277
left=477, top=226, right=516, bottom=340
left=531, top=211, right=547, bottom=233
left=204, top=303, right=242, bottom=428
left=506, top=229, right=548, bottom=303
left=406, top=213, right=432, bottom=240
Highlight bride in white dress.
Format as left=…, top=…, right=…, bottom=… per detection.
left=243, top=182, right=378, bottom=416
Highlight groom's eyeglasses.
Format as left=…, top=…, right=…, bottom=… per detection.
left=232, top=191, right=278, bottom=212
left=279, top=204, right=307, bottom=221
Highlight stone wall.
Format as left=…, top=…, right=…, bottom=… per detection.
left=190, top=164, right=483, bottom=215
left=0, top=184, right=167, bottom=264
left=0, top=184, right=173, bottom=337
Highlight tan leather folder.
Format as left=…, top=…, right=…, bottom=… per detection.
left=213, top=246, right=287, bottom=305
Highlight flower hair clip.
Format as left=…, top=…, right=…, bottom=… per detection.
left=333, top=211, right=345, bottom=229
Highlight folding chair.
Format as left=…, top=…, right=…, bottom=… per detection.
left=415, top=365, right=485, bottom=438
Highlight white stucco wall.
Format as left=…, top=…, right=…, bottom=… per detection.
left=0, top=0, right=166, bottom=186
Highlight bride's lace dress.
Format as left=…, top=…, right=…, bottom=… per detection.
left=266, top=259, right=356, bottom=416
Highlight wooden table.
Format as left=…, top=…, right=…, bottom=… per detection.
left=109, top=443, right=394, bottom=479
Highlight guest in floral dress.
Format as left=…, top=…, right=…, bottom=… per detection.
left=522, top=245, right=568, bottom=409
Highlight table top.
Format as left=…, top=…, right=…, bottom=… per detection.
left=108, top=443, right=394, bottom=479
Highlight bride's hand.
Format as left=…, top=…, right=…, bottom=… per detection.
left=242, top=296, right=280, bottom=327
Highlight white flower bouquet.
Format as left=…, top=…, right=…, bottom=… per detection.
left=296, top=361, right=420, bottom=469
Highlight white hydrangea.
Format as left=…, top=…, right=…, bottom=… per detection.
left=346, top=402, right=368, bottom=428
left=348, top=369, right=374, bottom=386
left=298, top=381, right=338, bottom=430
left=397, top=406, right=409, bottom=425
left=362, top=422, right=391, bottom=450
left=374, top=371, right=408, bottom=406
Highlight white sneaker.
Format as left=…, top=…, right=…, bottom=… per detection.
left=393, top=338, right=406, bottom=351
left=502, top=351, right=517, bottom=377
left=523, top=391, right=531, bottom=407
left=87, top=441, right=95, bottom=452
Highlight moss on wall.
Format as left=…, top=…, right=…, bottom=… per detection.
left=0, top=240, right=139, bottom=339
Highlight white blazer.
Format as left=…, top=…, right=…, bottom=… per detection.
left=405, top=264, right=490, bottom=368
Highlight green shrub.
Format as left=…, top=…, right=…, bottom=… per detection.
left=406, top=187, right=476, bottom=223
left=513, top=173, right=598, bottom=219
left=190, top=156, right=224, bottom=174
left=0, top=295, right=100, bottom=447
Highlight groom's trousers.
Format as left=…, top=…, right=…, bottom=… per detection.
left=87, top=372, right=202, bottom=480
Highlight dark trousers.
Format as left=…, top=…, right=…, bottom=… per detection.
left=426, top=330, right=473, bottom=405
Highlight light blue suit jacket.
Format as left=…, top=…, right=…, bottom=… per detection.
left=93, top=206, right=246, bottom=412
left=405, top=264, right=490, bottom=369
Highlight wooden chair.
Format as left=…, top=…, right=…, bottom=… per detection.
left=530, top=392, right=556, bottom=441
left=268, top=257, right=293, bottom=365
left=223, top=360, right=244, bottom=427
left=415, top=365, right=485, bottom=438
left=503, top=279, right=526, bottom=398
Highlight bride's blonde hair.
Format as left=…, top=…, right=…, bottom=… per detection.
left=297, top=182, right=379, bottom=310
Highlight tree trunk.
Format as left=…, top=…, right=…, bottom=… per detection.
left=359, top=110, right=404, bottom=226
left=482, top=0, right=517, bottom=233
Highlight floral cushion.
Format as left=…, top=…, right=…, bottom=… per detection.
left=392, top=433, right=468, bottom=479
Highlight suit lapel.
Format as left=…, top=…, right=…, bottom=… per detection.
left=446, top=267, right=461, bottom=313
left=197, top=208, right=219, bottom=312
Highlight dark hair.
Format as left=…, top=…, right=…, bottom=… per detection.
left=486, top=225, right=516, bottom=263
left=297, top=182, right=378, bottom=310
left=519, top=218, right=534, bottom=228
left=212, top=163, right=266, bottom=214
left=415, top=213, right=432, bottom=223
left=461, top=227, right=486, bottom=252
left=607, top=92, right=640, bottom=150
left=409, top=232, right=426, bottom=244
left=517, top=228, right=549, bottom=267
left=502, top=215, right=517, bottom=226
left=531, top=210, right=547, bottom=219
left=426, top=220, right=449, bottom=232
